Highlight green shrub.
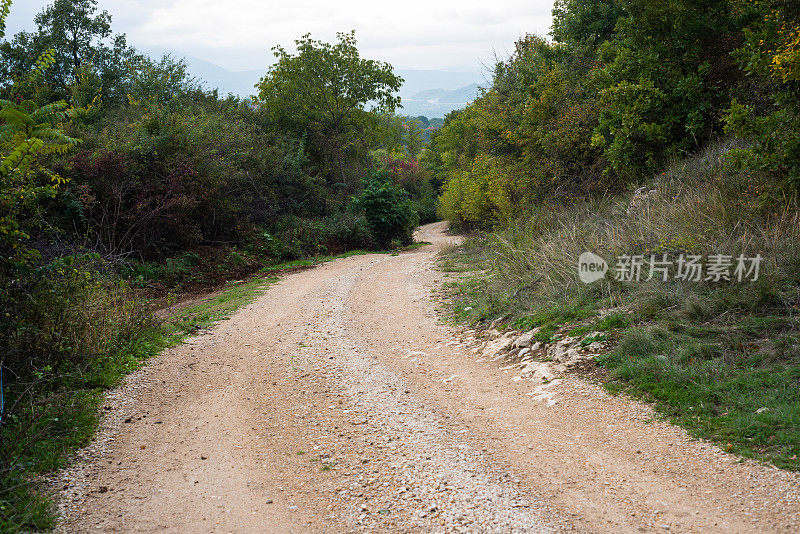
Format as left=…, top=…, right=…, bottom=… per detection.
left=321, top=212, right=376, bottom=252
left=0, top=255, right=160, bottom=530
left=351, top=172, right=419, bottom=248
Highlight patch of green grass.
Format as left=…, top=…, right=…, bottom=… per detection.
left=511, top=300, right=598, bottom=334
left=437, top=237, right=488, bottom=273
left=261, top=246, right=420, bottom=274
left=260, top=250, right=372, bottom=272
left=580, top=333, right=608, bottom=346
left=568, top=325, right=594, bottom=337
left=599, top=325, right=800, bottom=470
left=533, top=323, right=559, bottom=343
left=594, top=313, right=631, bottom=331
left=164, top=276, right=278, bottom=342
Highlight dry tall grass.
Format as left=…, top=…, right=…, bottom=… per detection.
left=476, top=140, right=800, bottom=319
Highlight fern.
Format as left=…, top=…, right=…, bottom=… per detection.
left=30, top=101, right=69, bottom=122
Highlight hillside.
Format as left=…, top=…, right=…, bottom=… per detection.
left=427, top=0, right=800, bottom=473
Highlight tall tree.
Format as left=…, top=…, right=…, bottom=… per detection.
left=0, top=0, right=137, bottom=105
left=254, top=31, right=403, bottom=189
left=35, top=0, right=111, bottom=90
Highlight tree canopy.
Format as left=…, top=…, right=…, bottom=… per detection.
left=255, top=31, right=403, bottom=188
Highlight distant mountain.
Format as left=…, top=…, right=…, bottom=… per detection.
left=398, top=84, right=481, bottom=118
left=143, top=47, right=264, bottom=98
left=143, top=48, right=485, bottom=117
left=184, top=60, right=263, bottom=98
left=394, top=70, right=485, bottom=99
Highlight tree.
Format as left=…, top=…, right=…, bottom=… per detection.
left=254, top=31, right=403, bottom=189
left=34, top=0, right=111, bottom=89
left=0, top=0, right=137, bottom=106
left=0, top=49, right=81, bottom=272
left=405, top=118, right=424, bottom=158
left=724, top=0, right=800, bottom=191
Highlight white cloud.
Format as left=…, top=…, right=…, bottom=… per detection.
left=7, top=0, right=554, bottom=71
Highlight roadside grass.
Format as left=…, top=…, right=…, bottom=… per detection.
left=0, top=325, right=165, bottom=533
left=439, top=141, right=800, bottom=471
left=260, top=250, right=374, bottom=273
left=163, top=276, right=278, bottom=342
left=260, top=243, right=427, bottom=273
left=599, top=320, right=800, bottom=469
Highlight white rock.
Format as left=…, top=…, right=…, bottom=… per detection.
left=520, top=362, right=556, bottom=382
left=550, top=341, right=577, bottom=363
left=481, top=333, right=516, bottom=359
left=512, top=332, right=535, bottom=349
left=532, top=363, right=555, bottom=382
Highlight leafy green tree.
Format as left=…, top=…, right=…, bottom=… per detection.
left=405, top=118, right=424, bottom=158
left=551, top=0, right=626, bottom=61
left=724, top=0, right=800, bottom=191
left=255, top=31, right=403, bottom=189
left=591, top=0, right=752, bottom=179
left=35, top=0, right=112, bottom=88
left=0, top=0, right=138, bottom=106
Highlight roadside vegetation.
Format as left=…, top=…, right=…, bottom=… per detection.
left=0, top=0, right=438, bottom=530
left=432, top=0, right=800, bottom=471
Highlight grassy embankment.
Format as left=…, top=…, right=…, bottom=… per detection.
left=440, top=142, right=800, bottom=471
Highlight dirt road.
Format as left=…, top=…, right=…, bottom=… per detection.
left=56, top=221, right=800, bottom=533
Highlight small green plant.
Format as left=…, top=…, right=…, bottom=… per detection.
left=595, top=313, right=631, bottom=331
left=321, top=461, right=337, bottom=471
left=580, top=333, right=607, bottom=346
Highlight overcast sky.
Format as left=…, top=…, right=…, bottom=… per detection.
left=6, top=0, right=555, bottom=72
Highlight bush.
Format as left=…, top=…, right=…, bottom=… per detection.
left=321, top=212, right=376, bottom=252
left=0, top=255, right=160, bottom=530
left=1, top=255, right=156, bottom=383
left=351, top=172, right=419, bottom=248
